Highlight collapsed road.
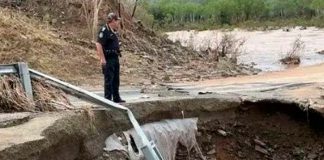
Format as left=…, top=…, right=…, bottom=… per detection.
left=1, top=63, right=324, bottom=160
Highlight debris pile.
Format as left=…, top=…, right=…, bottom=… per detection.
left=0, top=75, right=72, bottom=112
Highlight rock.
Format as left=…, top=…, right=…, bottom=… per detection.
left=163, top=75, right=171, bottom=81
left=255, top=145, right=269, bottom=155
left=254, top=139, right=267, bottom=147
left=233, top=121, right=243, bottom=127
left=283, top=27, right=291, bottom=32
left=237, top=151, right=245, bottom=158
left=319, top=152, right=324, bottom=157
left=240, top=106, right=249, bottom=111
left=300, top=26, right=307, bottom=30
left=141, top=95, right=150, bottom=99
left=157, top=66, right=163, bottom=70
left=206, top=134, right=212, bottom=141
left=317, top=50, right=324, bottom=55
left=308, top=153, right=318, bottom=159
left=244, top=140, right=252, bottom=147
left=51, top=18, right=58, bottom=24
left=142, top=80, right=151, bottom=85
left=43, top=13, right=50, bottom=22
left=207, top=149, right=216, bottom=155
left=292, top=147, right=304, bottom=156
left=198, top=91, right=212, bottom=95
left=217, top=129, right=227, bottom=137
left=197, top=131, right=202, bottom=137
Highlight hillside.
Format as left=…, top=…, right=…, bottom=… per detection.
left=0, top=0, right=256, bottom=86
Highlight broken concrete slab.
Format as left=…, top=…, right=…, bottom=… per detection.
left=0, top=112, right=33, bottom=128
left=0, top=113, right=62, bottom=150
left=0, top=97, right=241, bottom=160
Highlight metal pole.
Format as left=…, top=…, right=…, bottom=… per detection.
left=29, top=69, right=163, bottom=160
left=0, top=63, right=34, bottom=101
left=17, top=63, right=34, bottom=101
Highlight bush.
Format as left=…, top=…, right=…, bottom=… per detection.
left=207, top=34, right=245, bottom=64
left=280, top=36, right=305, bottom=65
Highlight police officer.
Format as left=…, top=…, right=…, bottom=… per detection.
left=95, top=12, right=125, bottom=103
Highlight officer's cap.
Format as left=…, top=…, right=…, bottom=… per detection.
left=107, top=12, right=121, bottom=22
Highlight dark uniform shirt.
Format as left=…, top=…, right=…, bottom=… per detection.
left=97, top=24, right=120, bottom=59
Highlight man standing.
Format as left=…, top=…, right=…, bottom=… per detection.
left=96, top=12, right=125, bottom=103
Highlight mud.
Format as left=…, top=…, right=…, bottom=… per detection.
left=167, top=28, right=324, bottom=71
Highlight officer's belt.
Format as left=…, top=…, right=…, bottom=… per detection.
left=105, top=50, right=118, bottom=54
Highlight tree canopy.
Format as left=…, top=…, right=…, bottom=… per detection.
left=144, top=0, right=324, bottom=28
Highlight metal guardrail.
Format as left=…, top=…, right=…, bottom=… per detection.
left=0, top=63, right=33, bottom=100
left=0, top=63, right=164, bottom=160
left=0, top=64, right=17, bottom=74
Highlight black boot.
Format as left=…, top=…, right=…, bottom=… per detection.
left=113, top=97, right=126, bottom=103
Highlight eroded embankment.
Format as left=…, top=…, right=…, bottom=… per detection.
left=1, top=97, right=324, bottom=160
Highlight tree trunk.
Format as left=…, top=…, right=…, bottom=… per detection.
left=118, top=0, right=124, bottom=29
left=131, top=0, right=138, bottom=18
left=92, top=0, right=103, bottom=41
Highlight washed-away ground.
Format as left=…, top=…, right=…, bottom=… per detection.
left=1, top=63, right=324, bottom=160
left=196, top=102, right=324, bottom=160
left=1, top=1, right=324, bottom=159
left=92, top=63, right=324, bottom=160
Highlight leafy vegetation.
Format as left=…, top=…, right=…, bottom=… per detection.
left=137, top=0, right=324, bottom=30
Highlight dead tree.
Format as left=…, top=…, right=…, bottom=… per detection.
left=81, top=0, right=103, bottom=40
left=92, top=0, right=103, bottom=40
left=131, top=0, right=138, bottom=18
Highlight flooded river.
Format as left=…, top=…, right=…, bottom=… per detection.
left=167, top=27, right=324, bottom=72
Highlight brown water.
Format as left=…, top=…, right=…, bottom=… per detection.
left=167, top=27, right=324, bottom=71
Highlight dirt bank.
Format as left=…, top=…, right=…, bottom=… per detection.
left=196, top=101, right=324, bottom=160
left=0, top=97, right=241, bottom=160
left=0, top=1, right=258, bottom=86
left=97, top=100, right=324, bottom=160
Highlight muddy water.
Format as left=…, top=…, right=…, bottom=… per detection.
left=167, top=27, right=324, bottom=71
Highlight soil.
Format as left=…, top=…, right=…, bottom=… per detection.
left=194, top=102, right=324, bottom=160
left=98, top=101, right=324, bottom=160
left=1, top=1, right=324, bottom=160
left=0, top=1, right=258, bottom=87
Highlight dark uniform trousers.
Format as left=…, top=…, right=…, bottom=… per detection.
left=97, top=24, right=122, bottom=101
left=102, top=57, right=120, bottom=101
